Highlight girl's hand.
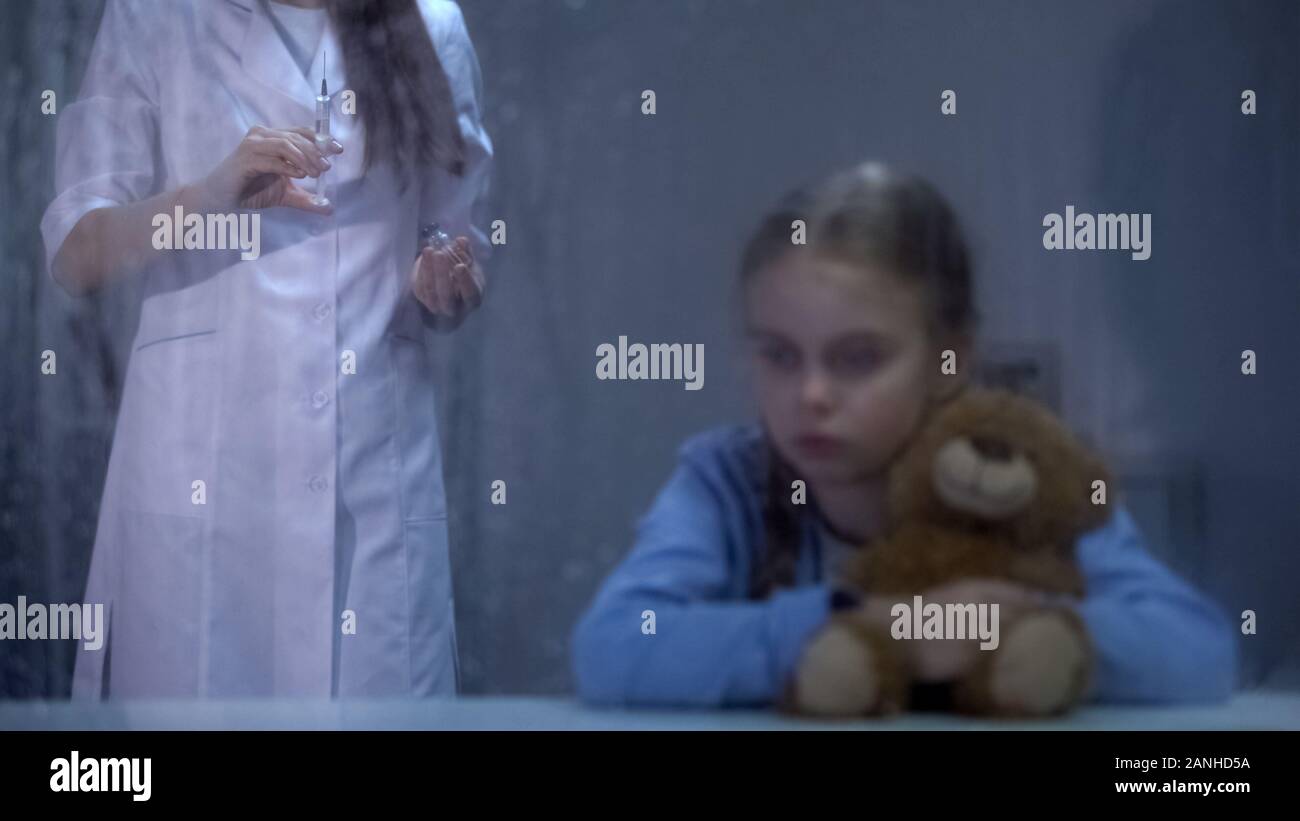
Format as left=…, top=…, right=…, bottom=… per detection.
left=896, top=578, right=1052, bottom=683
left=192, top=125, right=343, bottom=214
left=410, top=236, right=486, bottom=332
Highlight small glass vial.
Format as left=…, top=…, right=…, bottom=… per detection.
left=420, top=222, right=452, bottom=252
left=420, top=222, right=468, bottom=266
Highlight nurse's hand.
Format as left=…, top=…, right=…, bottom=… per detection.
left=192, top=126, right=343, bottom=215
left=410, top=236, right=486, bottom=332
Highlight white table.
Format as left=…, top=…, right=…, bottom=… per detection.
left=3, top=690, right=1298, bottom=730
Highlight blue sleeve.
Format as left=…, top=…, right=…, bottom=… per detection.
left=570, top=456, right=831, bottom=707
left=1067, top=506, right=1238, bottom=704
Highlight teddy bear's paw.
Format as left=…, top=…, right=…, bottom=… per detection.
left=989, top=611, right=1088, bottom=716
left=793, top=622, right=881, bottom=717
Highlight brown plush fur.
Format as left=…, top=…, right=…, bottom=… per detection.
left=790, top=385, right=1114, bottom=718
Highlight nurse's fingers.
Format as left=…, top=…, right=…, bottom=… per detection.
left=272, top=128, right=333, bottom=172
left=243, top=141, right=311, bottom=178
left=243, top=154, right=308, bottom=179
left=286, top=126, right=344, bottom=155
left=431, top=254, right=458, bottom=316
left=412, top=248, right=446, bottom=315
left=451, top=263, right=482, bottom=311
left=250, top=135, right=321, bottom=177
left=278, top=131, right=331, bottom=173
left=420, top=239, right=457, bottom=278
left=450, top=236, right=474, bottom=269
left=280, top=182, right=335, bottom=215
left=455, top=236, right=473, bottom=259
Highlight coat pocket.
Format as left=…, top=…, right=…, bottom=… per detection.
left=133, top=273, right=220, bottom=351
left=116, top=329, right=221, bottom=517
left=404, top=517, right=458, bottom=695
left=113, top=509, right=205, bottom=697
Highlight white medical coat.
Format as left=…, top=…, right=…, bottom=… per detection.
left=40, top=0, right=493, bottom=698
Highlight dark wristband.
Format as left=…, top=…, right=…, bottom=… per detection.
left=829, top=586, right=862, bottom=612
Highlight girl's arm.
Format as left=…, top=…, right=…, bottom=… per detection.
left=571, top=446, right=1237, bottom=707
left=1069, top=506, right=1238, bottom=703
left=570, top=457, right=831, bottom=707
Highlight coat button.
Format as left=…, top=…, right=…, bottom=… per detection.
left=312, top=390, right=330, bottom=408
left=312, top=302, right=332, bottom=321
left=309, top=475, right=329, bottom=493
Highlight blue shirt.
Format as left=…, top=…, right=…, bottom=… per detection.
left=571, top=423, right=1237, bottom=707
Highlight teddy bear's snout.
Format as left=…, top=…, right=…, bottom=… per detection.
left=968, top=434, right=1013, bottom=461
left=931, top=436, right=1039, bottom=519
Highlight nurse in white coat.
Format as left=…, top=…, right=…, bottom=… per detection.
left=40, top=0, right=493, bottom=698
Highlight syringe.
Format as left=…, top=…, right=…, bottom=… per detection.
left=313, top=58, right=331, bottom=207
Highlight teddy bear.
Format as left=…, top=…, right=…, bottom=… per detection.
left=788, top=384, right=1115, bottom=718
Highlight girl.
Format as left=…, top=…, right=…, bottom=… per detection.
left=42, top=0, right=491, bottom=698
left=570, top=162, right=1236, bottom=710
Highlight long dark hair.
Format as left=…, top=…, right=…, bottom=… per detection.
left=329, top=0, right=467, bottom=189
left=738, top=162, right=980, bottom=599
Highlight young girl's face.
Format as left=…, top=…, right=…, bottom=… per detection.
left=744, top=247, right=958, bottom=485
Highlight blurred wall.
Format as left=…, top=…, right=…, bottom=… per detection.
left=1, top=0, right=1296, bottom=697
